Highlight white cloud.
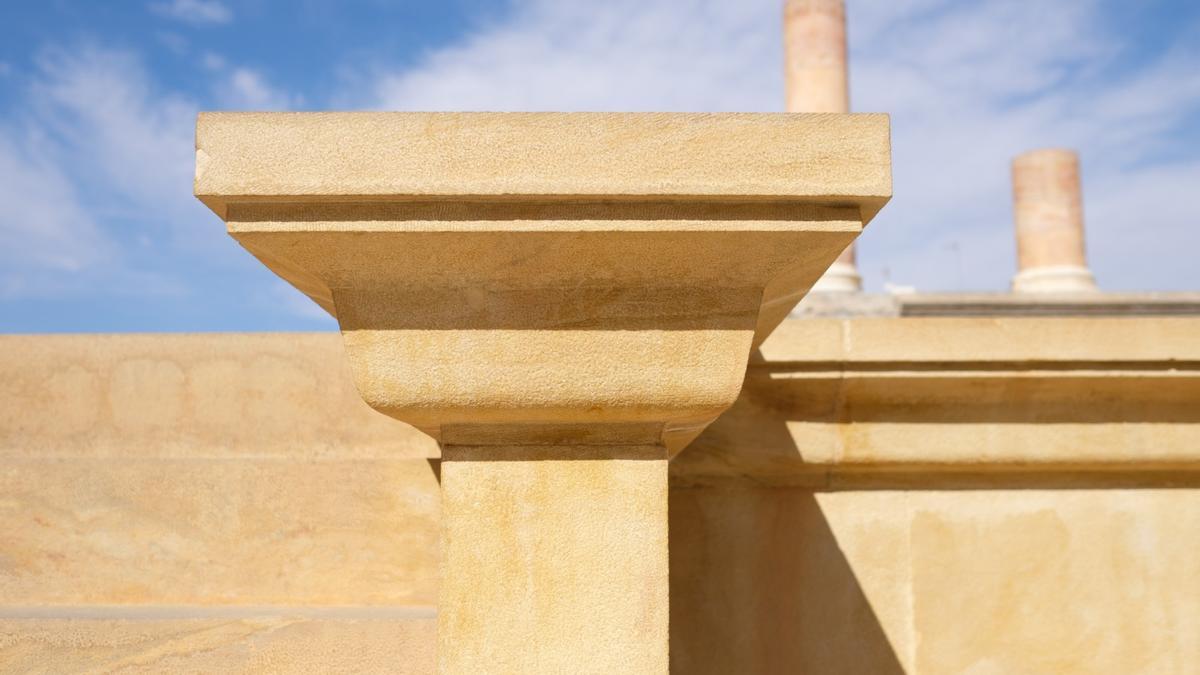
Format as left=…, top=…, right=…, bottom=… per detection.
left=368, top=0, right=1200, bottom=292
left=0, top=45, right=280, bottom=299
left=29, top=47, right=203, bottom=234
left=149, top=0, right=232, bottom=25
left=223, top=67, right=295, bottom=110
left=0, top=128, right=112, bottom=283
left=201, top=51, right=226, bottom=71
left=372, top=0, right=781, bottom=112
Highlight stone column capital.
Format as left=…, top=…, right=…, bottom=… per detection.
left=196, top=112, right=890, bottom=453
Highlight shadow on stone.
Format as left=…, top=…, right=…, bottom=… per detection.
left=669, top=484, right=906, bottom=674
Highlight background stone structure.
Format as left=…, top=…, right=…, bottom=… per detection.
left=2, top=317, right=1198, bottom=672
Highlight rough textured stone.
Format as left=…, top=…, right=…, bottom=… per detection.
left=0, top=457, right=439, bottom=606
left=675, top=317, right=1200, bottom=485
left=0, top=611, right=435, bottom=674
left=670, top=486, right=1200, bottom=675
left=196, top=112, right=891, bottom=452
left=196, top=112, right=890, bottom=220
left=196, top=112, right=891, bottom=673
left=439, top=447, right=668, bottom=674
left=2, top=325, right=1200, bottom=671
left=0, top=333, right=435, bottom=459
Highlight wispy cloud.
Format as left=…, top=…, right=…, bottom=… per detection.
left=3, top=0, right=1197, bottom=332
left=369, top=0, right=1200, bottom=292
left=848, top=0, right=1200, bottom=291
left=0, top=128, right=112, bottom=284
left=0, top=44, right=325, bottom=325
left=372, top=0, right=781, bottom=112
left=149, top=0, right=232, bottom=25
left=218, top=66, right=296, bottom=110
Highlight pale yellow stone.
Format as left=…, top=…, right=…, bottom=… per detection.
left=0, top=333, right=435, bottom=459
left=0, top=612, right=435, bottom=675
left=676, top=317, right=1200, bottom=484
left=439, top=447, right=668, bottom=674
left=197, top=112, right=891, bottom=452
left=670, top=486, right=1200, bottom=675
left=669, top=486, right=912, bottom=674
left=0, top=458, right=438, bottom=606
left=196, top=113, right=890, bottom=673
left=195, top=112, right=890, bottom=220
left=4, top=321, right=1200, bottom=671
left=909, top=490, right=1200, bottom=674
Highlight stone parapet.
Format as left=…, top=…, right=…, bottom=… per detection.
left=3, top=325, right=1198, bottom=672
left=675, top=317, right=1200, bottom=485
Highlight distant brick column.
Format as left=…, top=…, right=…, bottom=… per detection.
left=786, top=0, right=861, bottom=292
left=1011, top=149, right=1098, bottom=293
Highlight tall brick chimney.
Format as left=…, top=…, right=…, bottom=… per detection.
left=1011, top=149, right=1098, bottom=293
left=785, top=0, right=861, bottom=292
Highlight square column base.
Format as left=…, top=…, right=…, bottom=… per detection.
left=439, top=446, right=669, bottom=674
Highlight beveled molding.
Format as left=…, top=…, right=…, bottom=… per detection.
left=196, top=112, right=892, bottom=453
left=674, top=317, right=1200, bottom=485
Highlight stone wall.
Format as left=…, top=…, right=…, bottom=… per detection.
left=1, top=322, right=1197, bottom=673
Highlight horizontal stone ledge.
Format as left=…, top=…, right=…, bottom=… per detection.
left=224, top=199, right=868, bottom=224
left=196, top=112, right=891, bottom=222
left=759, top=362, right=1200, bottom=375
left=0, top=606, right=436, bottom=620
left=670, top=466, right=1200, bottom=490
left=897, top=292, right=1200, bottom=317
left=0, top=613, right=435, bottom=674
left=758, top=317, right=1200, bottom=363
left=0, top=333, right=436, bottom=459
left=1, top=457, right=438, bottom=606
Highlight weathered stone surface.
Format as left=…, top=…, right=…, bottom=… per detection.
left=0, top=458, right=438, bottom=606
left=0, top=333, right=434, bottom=459
left=671, top=486, right=1200, bottom=675
left=196, top=113, right=891, bottom=673
left=899, top=291, right=1200, bottom=317
left=675, top=317, right=1200, bottom=484
left=2, top=325, right=1200, bottom=671
left=0, top=611, right=435, bottom=674
left=196, top=112, right=890, bottom=219
left=909, top=490, right=1200, bottom=674
left=440, top=447, right=668, bottom=674
left=196, top=112, right=891, bottom=452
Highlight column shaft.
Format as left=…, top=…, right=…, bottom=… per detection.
left=786, top=0, right=861, bottom=291
left=438, top=445, right=669, bottom=674
left=1011, top=149, right=1097, bottom=292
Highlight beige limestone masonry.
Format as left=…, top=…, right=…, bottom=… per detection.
left=676, top=316, right=1200, bottom=485
left=1, top=457, right=438, bottom=607
left=3, top=324, right=1200, bottom=672
left=196, top=112, right=890, bottom=451
left=785, top=0, right=861, bottom=291
left=0, top=612, right=435, bottom=674
left=0, top=333, right=435, bottom=459
left=1012, top=148, right=1098, bottom=293
left=671, top=486, right=1200, bottom=674
left=439, top=447, right=668, bottom=673
left=196, top=112, right=890, bottom=673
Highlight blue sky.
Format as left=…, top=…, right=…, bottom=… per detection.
left=1, top=0, right=1198, bottom=332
